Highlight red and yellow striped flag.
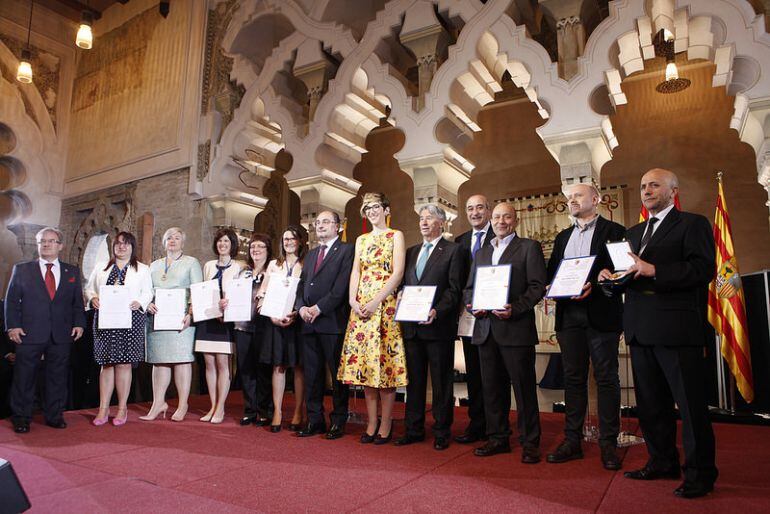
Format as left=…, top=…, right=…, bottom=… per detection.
left=707, top=175, right=753, bottom=402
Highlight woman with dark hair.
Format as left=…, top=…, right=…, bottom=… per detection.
left=85, top=231, right=153, bottom=426
left=196, top=227, right=245, bottom=423
left=221, top=233, right=274, bottom=426
left=257, top=226, right=307, bottom=432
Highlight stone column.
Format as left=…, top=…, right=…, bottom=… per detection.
left=293, top=40, right=336, bottom=124
left=556, top=16, right=586, bottom=81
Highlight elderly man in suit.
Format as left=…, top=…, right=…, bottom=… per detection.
left=546, top=183, right=625, bottom=470
left=600, top=168, right=717, bottom=499
left=296, top=211, right=355, bottom=439
left=4, top=227, right=85, bottom=433
left=395, top=204, right=465, bottom=450
left=464, top=202, right=546, bottom=462
left=453, top=194, right=496, bottom=444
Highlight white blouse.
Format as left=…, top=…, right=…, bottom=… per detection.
left=85, top=261, right=154, bottom=311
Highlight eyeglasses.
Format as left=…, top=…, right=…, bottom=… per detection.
left=314, top=219, right=336, bottom=226
left=363, top=203, right=383, bottom=213
left=37, top=239, right=61, bottom=245
left=113, top=241, right=132, bottom=247
left=251, top=243, right=267, bottom=249
left=283, top=237, right=297, bottom=242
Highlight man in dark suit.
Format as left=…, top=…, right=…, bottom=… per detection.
left=545, top=183, right=625, bottom=470
left=454, top=194, right=496, bottom=444
left=464, top=202, right=546, bottom=463
left=4, top=227, right=86, bottom=433
left=395, top=204, right=465, bottom=450
left=600, top=168, right=717, bottom=499
left=296, top=211, right=354, bottom=439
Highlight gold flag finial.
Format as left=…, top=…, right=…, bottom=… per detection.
left=716, top=170, right=724, bottom=182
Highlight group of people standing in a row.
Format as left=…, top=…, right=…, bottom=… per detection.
left=4, top=167, right=718, bottom=499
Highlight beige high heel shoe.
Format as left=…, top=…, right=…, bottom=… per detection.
left=171, top=404, right=188, bottom=422
left=139, top=402, right=168, bottom=421
left=210, top=409, right=225, bottom=424
left=200, top=408, right=214, bottom=422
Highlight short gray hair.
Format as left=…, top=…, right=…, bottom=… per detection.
left=419, top=204, right=447, bottom=222
left=162, top=227, right=186, bottom=246
left=36, top=227, right=63, bottom=243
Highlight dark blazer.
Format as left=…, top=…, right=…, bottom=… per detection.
left=400, top=237, right=466, bottom=341
left=295, top=238, right=355, bottom=335
left=4, top=260, right=86, bottom=344
left=0, top=299, right=13, bottom=358
left=547, top=215, right=625, bottom=332
left=455, top=225, right=495, bottom=284
left=463, top=236, right=547, bottom=347
left=621, top=209, right=715, bottom=347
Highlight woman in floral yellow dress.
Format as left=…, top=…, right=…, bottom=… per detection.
left=338, top=192, right=406, bottom=444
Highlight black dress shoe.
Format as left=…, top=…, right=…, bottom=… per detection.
left=600, top=445, right=622, bottom=471
left=521, top=446, right=541, bottom=464
left=239, top=416, right=256, bottom=426
left=547, top=440, right=583, bottom=464
left=394, top=433, right=425, bottom=446
left=434, top=437, right=449, bottom=451
left=270, top=424, right=281, bottom=433
left=46, top=420, right=67, bottom=429
left=674, top=481, right=713, bottom=499
left=297, top=423, right=326, bottom=437
left=254, top=417, right=270, bottom=427
left=288, top=423, right=302, bottom=432
left=624, top=466, right=681, bottom=481
left=325, top=424, right=345, bottom=440
left=13, top=420, right=29, bottom=434
left=373, top=430, right=392, bottom=445
left=473, top=440, right=511, bottom=457
left=454, top=432, right=481, bottom=444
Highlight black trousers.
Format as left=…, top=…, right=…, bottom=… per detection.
left=235, top=329, right=273, bottom=419
left=557, top=305, right=621, bottom=446
left=478, top=336, right=540, bottom=447
left=11, top=338, right=70, bottom=423
left=460, top=336, right=486, bottom=435
left=403, top=336, right=455, bottom=439
left=630, top=343, right=718, bottom=485
left=302, top=332, right=349, bottom=426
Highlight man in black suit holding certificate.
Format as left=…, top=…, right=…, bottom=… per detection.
left=296, top=211, right=354, bottom=439
left=395, top=204, right=465, bottom=450
left=464, top=202, right=546, bottom=462
left=546, top=183, right=625, bottom=470
left=454, top=194, right=495, bottom=444
left=600, top=168, right=717, bottom=499
left=4, top=227, right=86, bottom=433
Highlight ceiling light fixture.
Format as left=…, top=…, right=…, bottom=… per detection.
left=16, top=1, right=34, bottom=83
left=655, top=29, right=690, bottom=94
left=76, top=7, right=94, bottom=50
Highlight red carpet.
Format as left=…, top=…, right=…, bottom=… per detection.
left=1, top=394, right=769, bottom=513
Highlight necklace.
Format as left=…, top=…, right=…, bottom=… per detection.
left=162, top=252, right=183, bottom=281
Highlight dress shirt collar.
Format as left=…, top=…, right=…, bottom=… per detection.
left=573, top=214, right=599, bottom=232
left=473, top=222, right=491, bottom=238
left=318, top=235, right=338, bottom=249
left=423, top=235, right=443, bottom=248
left=39, top=258, right=60, bottom=269
left=491, top=232, right=516, bottom=248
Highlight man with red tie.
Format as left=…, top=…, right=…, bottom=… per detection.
left=4, top=227, right=85, bottom=433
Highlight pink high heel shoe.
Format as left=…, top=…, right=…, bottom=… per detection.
left=112, top=409, right=128, bottom=426
left=92, top=408, right=110, bottom=426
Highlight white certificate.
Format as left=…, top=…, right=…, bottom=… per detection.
left=395, top=286, right=437, bottom=322
left=471, top=264, right=511, bottom=311
left=606, top=241, right=635, bottom=271
left=190, top=280, right=223, bottom=322
left=260, top=274, right=300, bottom=319
left=224, top=278, right=253, bottom=322
left=457, top=310, right=475, bottom=337
left=546, top=256, right=597, bottom=299
left=153, top=288, right=187, bottom=331
left=98, top=285, right=132, bottom=329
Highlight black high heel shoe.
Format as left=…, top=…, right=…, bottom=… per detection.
left=373, top=427, right=392, bottom=445
left=360, top=421, right=380, bottom=444
left=270, top=424, right=281, bottom=433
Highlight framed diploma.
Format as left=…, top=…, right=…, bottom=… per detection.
left=98, top=285, right=132, bottom=329
left=153, top=288, right=186, bottom=331
left=606, top=240, right=635, bottom=271
left=395, top=286, right=437, bottom=322
left=223, top=278, right=252, bottom=322
left=260, top=274, right=300, bottom=319
left=190, top=280, right=223, bottom=322
left=545, top=256, right=597, bottom=298
left=471, top=264, right=511, bottom=311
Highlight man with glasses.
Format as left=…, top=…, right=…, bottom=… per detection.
left=295, top=211, right=355, bottom=439
left=4, top=227, right=85, bottom=433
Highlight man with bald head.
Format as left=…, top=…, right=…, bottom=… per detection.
left=600, top=168, right=717, bottom=498
left=464, top=202, right=546, bottom=462
left=454, top=194, right=496, bottom=443
left=546, top=183, right=625, bottom=470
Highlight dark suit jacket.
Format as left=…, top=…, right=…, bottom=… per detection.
left=400, top=238, right=466, bottom=341
left=621, top=209, right=715, bottom=347
left=547, top=215, right=625, bottom=332
left=295, top=239, right=355, bottom=335
left=463, top=236, right=547, bottom=347
left=455, top=226, right=495, bottom=284
left=4, top=261, right=86, bottom=344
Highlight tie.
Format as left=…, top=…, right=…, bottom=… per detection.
left=471, top=231, right=483, bottom=260
left=44, top=263, right=56, bottom=300
left=416, top=243, right=433, bottom=280
left=640, top=217, right=659, bottom=251
left=314, top=245, right=327, bottom=274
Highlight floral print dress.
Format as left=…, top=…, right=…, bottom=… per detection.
left=338, top=229, right=408, bottom=388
